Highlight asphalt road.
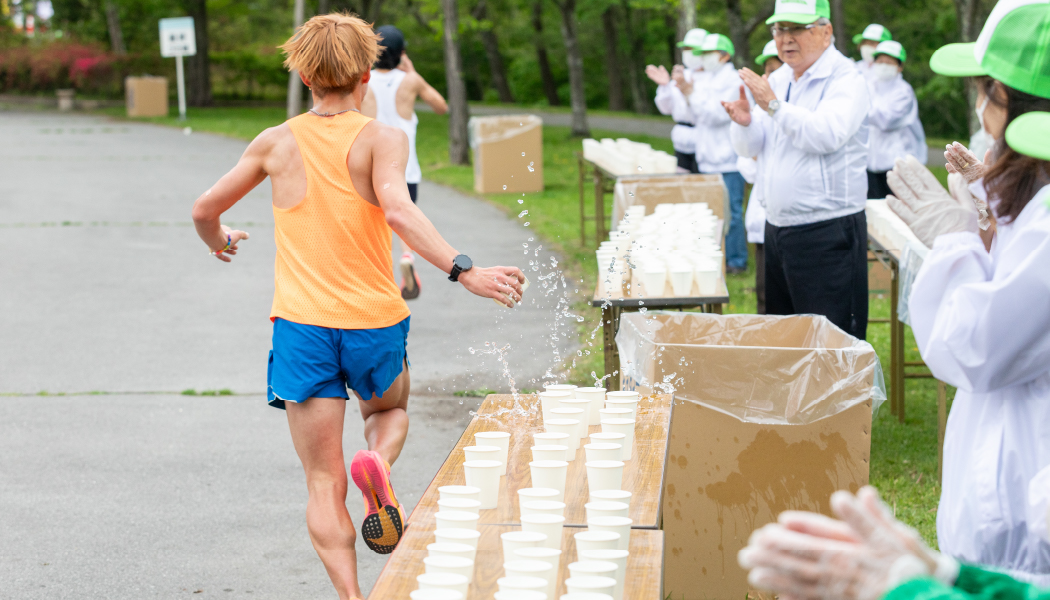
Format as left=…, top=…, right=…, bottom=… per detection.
left=0, top=110, right=578, bottom=599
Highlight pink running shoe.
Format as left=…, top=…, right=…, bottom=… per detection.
left=350, top=449, right=405, bottom=554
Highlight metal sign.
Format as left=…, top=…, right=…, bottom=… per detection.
left=159, top=17, right=196, bottom=58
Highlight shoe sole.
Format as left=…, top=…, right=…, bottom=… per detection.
left=400, top=260, right=420, bottom=300
left=350, top=451, right=405, bottom=555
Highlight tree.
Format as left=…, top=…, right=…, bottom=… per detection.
left=725, top=0, right=775, bottom=67
left=552, top=0, right=589, bottom=136
left=622, top=0, right=650, bottom=114
left=954, top=0, right=987, bottom=133
left=103, top=1, right=125, bottom=55
left=287, top=0, right=305, bottom=119
left=531, top=0, right=561, bottom=106
left=831, top=0, right=846, bottom=53
left=441, top=0, right=471, bottom=163
left=676, top=0, right=695, bottom=63
left=471, top=0, right=515, bottom=103
left=601, top=6, right=625, bottom=111
left=184, top=0, right=211, bottom=106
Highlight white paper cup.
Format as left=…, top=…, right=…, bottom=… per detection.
left=587, top=516, right=632, bottom=551
left=574, top=387, right=606, bottom=426
left=514, top=546, right=562, bottom=571
left=434, top=528, right=481, bottom=549
left=521, top=513, right=565, bottom=550
left=438, top=497, right=482, bottom=515
left=529, top=460, right=569, bottom=501
left=585, top=460, right=625, bottom=494
left=568, top=561, right=618, bottom=586
left=560, top=398, right=592, bottom=433
left=544, top=384, right=578, bottom=396
left=579, top=549, right=629, bottom=600
left=584, top=443, right=623, bottom=462
left=518, top=487, right=560, bottom=508
left=494, top=590, right=547, bottom=600
left=574, top=530, right=621, bottom=553
left=498, top=575, right=549, bottom=595
left=605, top=391, right=639, bottom=403
left=409, top=588, right=464, bottom=600
left=598, top=408, right=631, bottom=423
left=588, top=490, right=631, bottom=508
left=501, top=530, right=547, bottom=561
left=565, top=576, right=616, bottom=597
left=505, top=559, right=557, bottom=600
left=534, top=431, right=570, bottom=448
left=463, top=459, right=502, bottom=509
left=550, top=407, right=587, bottom=442
left=521, top=500, right=566, bottom=518
left=475, top=431, right=511, bottom=476
left=669, top=266, right=694, bottom=296
left=559, top=594, right=612, bottom=600
left=424, top=555, right=475, bottom=583
left=584, top=501, right=629, bottom=521
left=427, top=541, right=477, bottom=565
left=587, top=433, right=626, bottom=458
left=416, top=572, right=469, bottom=597
left=604, top=398, right=639, bottom=421
left=439, top=485, right=481, bottom=504
left=600, top=419, right=635, bottom=460
left=435, top=510, right=480, bottom=532
left=545, top=419, right=581, bottom=452
left=532, top=444, right=570, bottom=462
left=539, top=391, right=572, bottom=422
left=464, top=445, right=501, bottom=464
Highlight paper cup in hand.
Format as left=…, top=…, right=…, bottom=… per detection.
left=545, top=419, right=581, bottom=452
left=505, top=559, right=557, bottom=600
left=475, top=431, right=511, bottom=475
left=521, top=499, right=566, bottom=518
left=587, top=516, right=632, bottom=551
left=574, top=530, right=621, bottom=553
left=585, top=460, right=625, bottom=494
left=435, top=510, right=480, bottom=532
left=529, top=460, right=569, bottom=501
left=513, top=546, right=562, bottom=570
left=494, top=274, right=530, bottom=306
left=565, top=576, right=616, bottom=597
left=434, top=528, right=481, bottom=549
left=424, top=555, right=475, bottom=583
left=463, top=459, right=501, bottom=509
left=521, top=513, right=565, bottom=550
left=584, top=443, right=623, bottom=462
left=497, top=575, right=548, bottom=595
left=585, top=501, right=629, bottom=521
left=580, top=549, right=629, bottom=600
left=589, top=489, right=631, bottom=508
left=416, top=572, right=469, bottom=597
left=539, top=391, right=572, bottom=422
left=501, top=531, right=547, bottom=562
left=463, top=445, right=501, bottom=464
left=439, top=485, right=481, bottom=504
left=551, top=407, right=587, bottom=442
left=427, top=541, right=477, bottom=564
left=438, top=497, right=482, bottom=515
left=574, top=387, right=606, bottom=425
left=532, top=444, right=570, bottom=462
left=409, top=588, right=464, bottom=600
left=600, top=419, right=635, bottom=460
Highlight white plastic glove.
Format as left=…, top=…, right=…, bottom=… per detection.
left=887, top=155, right=979, bottom=247
left=947, top=172, right=992, bottom=231
left=944, top=142, right=989, bottom=185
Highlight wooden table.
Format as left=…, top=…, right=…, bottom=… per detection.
left=406, top=393, right=673, bottom=529
left=368, top=523, right=664, bottom=600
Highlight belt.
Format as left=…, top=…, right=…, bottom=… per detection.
left=674, top=122, right=694, bottom=127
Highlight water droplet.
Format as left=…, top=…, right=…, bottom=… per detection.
left=503, top=185, right=507, bottom=190
left=524, top=222, right=530, bottom=226
left=382, top=183, right=390, bottom=189
left=518, top=210, right=529, bottom=218
left=521, top=152, right=526, bottom=156
left=518, top=199, right=524, bottom=204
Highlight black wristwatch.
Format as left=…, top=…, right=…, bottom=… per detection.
left=448, top=254, right=473, bottom=282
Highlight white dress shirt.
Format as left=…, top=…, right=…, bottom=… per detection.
left=655, top=69, right=705, bottom=154
left=688, top=61, right=743, bottom=173
left=867, top=73, right=927, bottom=172
left=730, top=45, right=870, bottom=227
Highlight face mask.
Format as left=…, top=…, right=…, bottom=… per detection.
left=872, top=63, right=897, bottom=82
left=700, top=53, right=724, bottom=74
left=860, top=45, right=876, bottom=64
left=976, top=96, right=989, bottom=135
left=682, top=52, right=703, bottom=71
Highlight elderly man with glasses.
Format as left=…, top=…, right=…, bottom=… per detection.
left=722, top=0, right=871, bottom=340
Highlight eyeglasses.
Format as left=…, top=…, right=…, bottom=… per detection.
left=770, top=22, right=821, bottom=37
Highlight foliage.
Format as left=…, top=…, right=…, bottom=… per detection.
left=0, top=40, right=164, bottom=95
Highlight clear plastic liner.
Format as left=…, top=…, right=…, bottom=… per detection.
left=897, top=240, right=929, bottom=326
left=468, top=114, right=542, bottom=148
left=612, top=174, right=729, bottom=234
left=616, top=311, right=886, bottom=425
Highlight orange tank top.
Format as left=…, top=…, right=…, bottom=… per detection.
left=270, top=111, right=410, bottom=330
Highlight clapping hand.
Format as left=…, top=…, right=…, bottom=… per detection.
left=944, top=142, right=989, bottom=184
left=739, top=68, right=776, bottom=111
left=887, top=155, right=979, bottom=246
left=722, top=85, right=752, bottom=126
left=645, top=64, right=670, bottom=86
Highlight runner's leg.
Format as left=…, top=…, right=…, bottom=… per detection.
left=356, top=360, right=410, bottom=465
left=286, top=397, right=363, bottom=600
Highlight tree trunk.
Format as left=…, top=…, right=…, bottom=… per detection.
left=664, top=12, right=678, bottom=64
left=830, top=0, right=846, bottom=53
left=601, top=7, right=625, bottom=111
left=287, top=0, right=305, bottom=119
left=676, top=0, right=696, bottom=63
left=441, top=0, right=471, bottom=164
left=318, top=0, right=330, bottom=13
left=954, top=0, right=984, bottom=133
left=473, top=0, right=515, bottom=103
left=184, top=0, right=212, bottom=106
left=725, top=0, right=776, bottom=67
left=104, top=1, right=126, bottom=55
left=623, top=2, right=650, bottom=114
left=532, top=0, right=561, bottom=106
left=554, top=0, right=589, bottom=136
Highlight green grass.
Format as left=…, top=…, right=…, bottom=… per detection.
left=100, top=105, right=947, bottom=544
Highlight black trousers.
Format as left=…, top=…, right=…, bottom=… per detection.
left=867, top=170, right=891, bottom=199
left=755, top=243, right=766, bottom=315
left=764, top=211, right=868, bottom=340
left=675, top=150, right=699, bottom=174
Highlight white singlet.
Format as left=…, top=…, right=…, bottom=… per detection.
left=369, top=69, right=422, bottom=184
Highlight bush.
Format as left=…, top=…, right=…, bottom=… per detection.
left=211, top=50, right=287, bottom=100
left=0, top=41, right=164, bottom=97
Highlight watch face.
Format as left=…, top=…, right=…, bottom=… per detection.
left=454, top=255, right=473, bottom=271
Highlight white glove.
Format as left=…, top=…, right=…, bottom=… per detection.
left=944, top=142, right=988, bottom=185
left=887, top=155, right=979, bottom=247
left=947, top=172, right=992, bottom=231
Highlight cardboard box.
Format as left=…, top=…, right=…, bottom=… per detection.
left=612, top=174, right=727, bottom=225
left=125, top=76, right=168, bottom=117
left=470, top=115, right=543, bottom=194
left=615, top=312, right=882, bottom=599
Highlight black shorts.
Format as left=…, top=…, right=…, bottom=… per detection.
left=407, top=183, right=418, bottom=204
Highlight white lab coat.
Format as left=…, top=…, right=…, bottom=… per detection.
left=689, top=61, right=742, bottom=173
left=655, top=69, right=705, bottom=154
left=910, top=185, right=1050, bottom=585
left=867, top=73, right=927, bottom=172
left=855, top=59, right=874, bottom=80
left=730, top=45, right=870, bottom=227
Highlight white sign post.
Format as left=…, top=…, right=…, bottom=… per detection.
left=159, top=17, right=196, bottom=121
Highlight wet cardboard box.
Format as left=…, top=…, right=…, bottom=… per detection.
left=470, top=114, right=544, bottom=194
left=617, top=312, right=880, bottom=599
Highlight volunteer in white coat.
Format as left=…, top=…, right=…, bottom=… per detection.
left=647, top=28, right=708, bottom=173
left=685, top=33, right=748, bottom=272
left=853, top=23, right=892, bottom=79
left=722, top=0, right=871, bottom=340
left=866, top=40, right=927, bottom=199
left=890, top=0, right=1050, bottom=584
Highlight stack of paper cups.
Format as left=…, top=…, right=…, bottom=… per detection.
left=580, top=549, right=630, bottom=600
left=539, top=391, right=572, bottom=423
left=463, top=459, right=502, bottom=509
left=599, top=419, right=635, bottom=460
left=529, top=460, right=569, bottom=502
left=574, top=387, right=606, bottom=425
left=475, top=431, right=511, bottom=476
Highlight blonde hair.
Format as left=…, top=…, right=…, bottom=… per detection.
left=280, top=13, right=381, bottom=97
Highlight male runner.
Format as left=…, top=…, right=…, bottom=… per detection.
left=362, top=24, right=448, bottom=300
left=190, top=13, right=525, bottom=600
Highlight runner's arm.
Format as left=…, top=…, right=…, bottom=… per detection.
left=372, top=130, right=524, bottom=306
left=400, top=55, right=447, bottom=115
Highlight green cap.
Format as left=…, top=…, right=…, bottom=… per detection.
left=930, top=0, right=1050, bottom=100
left=766, top=0, right=831, bottom=25
left=756, top=40, right=780, bottom=65
left=873, top=40, right=906, bottom=63
left=694, top=33, right=735, bottom=56
left=676, top=28, right=708, bottom=49
left=852, top=23, right=892, bottom=45
left=1005, top=112, right=1050, bottom=160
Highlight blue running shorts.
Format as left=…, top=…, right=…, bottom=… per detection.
left=267, top=316, right=410, bottom=409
